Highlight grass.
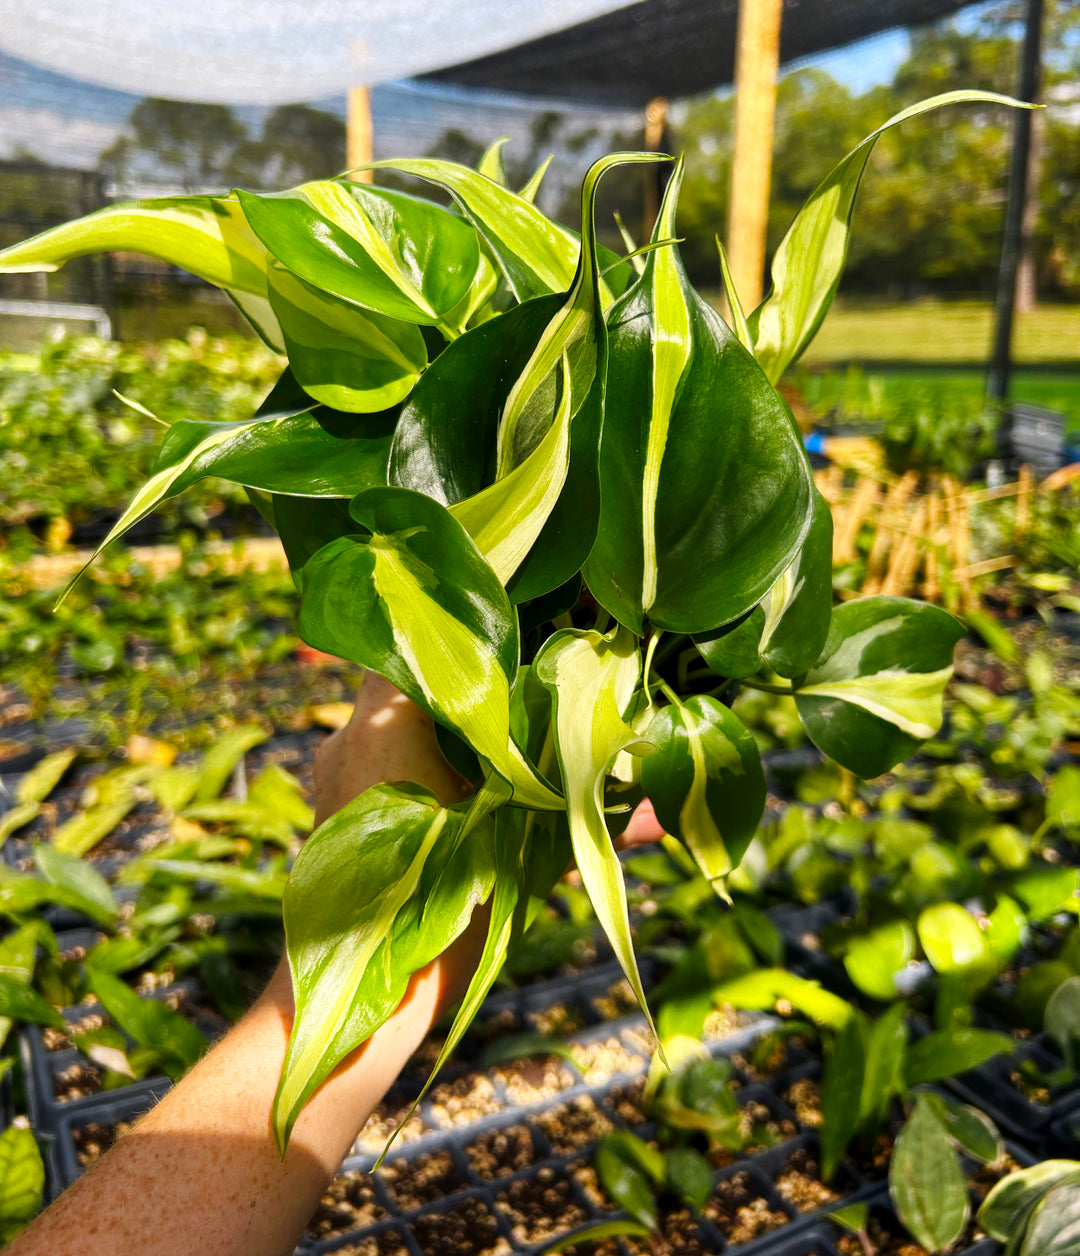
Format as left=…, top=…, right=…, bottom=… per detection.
left=802, top=298, right=1080, bottom=365
left=785, top=299, right=1080, bottom=442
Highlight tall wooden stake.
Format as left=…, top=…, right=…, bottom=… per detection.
left=347, top=85, right=374, bottom=183
left=727, top=0, right=784, bottom=311
left=643, top=96, right=669, bottom=239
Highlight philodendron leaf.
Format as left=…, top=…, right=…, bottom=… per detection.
left=583, top=158, right=813, bottom=635
left=369, top=155, right=583, bottom=303
left=794, top=596, right=965, bottom=779
left=1020, top=1181, right=1080, bottom=1256
left=821, top=1013, right=866, bottom=1180
left=639, top=695, right=765, bottom=884
left=267, top=266, right=427, bottom=412
left=274, top=783, right=495, bottom=1150
left=924, top=1094, right=1003, bottom=1166
left=595, top=1131, right=665, bottom=1230
left=843, top=920, right=915, bottom=1002
left=237, top=181, right=481, bottom=329
left=980, top=1162, right=1080, bottom=1242
left=749, top=90, right=1030, bottom=383
left=904, top=1027, right=1013, bottom=1086
left=0, top=1126, right=45, bottom=1244
left=694, top=488, right=833, bottom=680
left=0, top=194, right=272, bottom=320
left=1047, top=977, right=1080, bottom=1072
left=80, top=398, right=396, bottom=574
left=535, top=625, right=657, bottom=1036
left=890, top=1093, right=970, bottom=1253
left=298, top=487, right=560, bottom=809
left=394, top=154, right=662, bottom=600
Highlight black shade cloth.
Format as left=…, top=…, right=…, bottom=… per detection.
left=422, top=0, right=980, bottom=105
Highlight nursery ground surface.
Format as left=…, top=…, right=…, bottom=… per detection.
left=0, top=605, right=1078, bottom=1254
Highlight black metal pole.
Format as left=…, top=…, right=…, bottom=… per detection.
left=987, top=0, right=1043, bottom=404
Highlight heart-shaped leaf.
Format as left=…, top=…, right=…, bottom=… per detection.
left=238, top=181, right=481, bottom=328
left=640, top=695, right=765, bottom=884
left=694, top=487, right=833, bottom=679
left=267, top=265, right=426, bottom=412
left=583, top=159, right=813, bottom=634
left=297, top=486, right=559, bottom=809
left=794, top=596, right=965, bottom=778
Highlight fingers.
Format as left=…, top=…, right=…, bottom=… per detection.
left=619, top=797, right=666, bottom=848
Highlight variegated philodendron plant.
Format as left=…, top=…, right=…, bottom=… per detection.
left=0, top=89, right=1025, bottom=1153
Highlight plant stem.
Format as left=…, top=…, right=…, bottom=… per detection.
left=740, top=678, right=795, bottom=695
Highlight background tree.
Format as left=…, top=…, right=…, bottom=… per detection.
left=101, top=99, right=247, bottom=191
left=228, top=104, right=345, bottom=188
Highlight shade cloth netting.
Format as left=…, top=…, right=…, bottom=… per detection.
left=1, top=0, right=979, bottom=108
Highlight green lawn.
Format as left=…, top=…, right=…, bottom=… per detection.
left=786, top=299, right=1080, bottom=442
left=802, top=298, right=1080, bottom=365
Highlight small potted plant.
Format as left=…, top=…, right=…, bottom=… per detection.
left=0, top=87, right=1024, bottom=1153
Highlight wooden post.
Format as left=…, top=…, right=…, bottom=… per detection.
left=643, top=96, right=670, bottom=240
left=727, top=0, right=784, bottom=311
left=347, top=85, right=374, bottom=182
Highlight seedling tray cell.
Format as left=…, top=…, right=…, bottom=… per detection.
left=21, top=974, right=221, bottom=1138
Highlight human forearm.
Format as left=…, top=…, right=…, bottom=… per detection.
left=9, top=956, right=446, bottom=1256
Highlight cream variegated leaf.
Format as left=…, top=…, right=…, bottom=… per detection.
left=640, top=695, right=765, bottom=886
left=794, top=596, right=966, bottom=779
left=298, top=488, right=561, bottom=810
left=749, top=90, right=1031, bottom=383
left=535, top=625, right=657, bottom=1037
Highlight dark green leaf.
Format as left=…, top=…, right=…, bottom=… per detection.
left=665, top=1146, right=715, bottom=1212
left=640, top=695, right=765, bottom=883
left=694, top=488, right=833, bottom=679
left=595, top=1131, right=664, bottom=1229
left=889, top=1093, right=970, bottom=1253
left=924, top=1094, right=1003, bottom=1166
left=821, top=1013, right=866, bottom=1179
left=583, top=159, right=813, bottom=634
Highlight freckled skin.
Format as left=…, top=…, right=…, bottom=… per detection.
left=8, top=675, right=663, bottom=1256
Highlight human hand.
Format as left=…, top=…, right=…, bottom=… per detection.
left=304, top=672, right=664, bottom=1010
